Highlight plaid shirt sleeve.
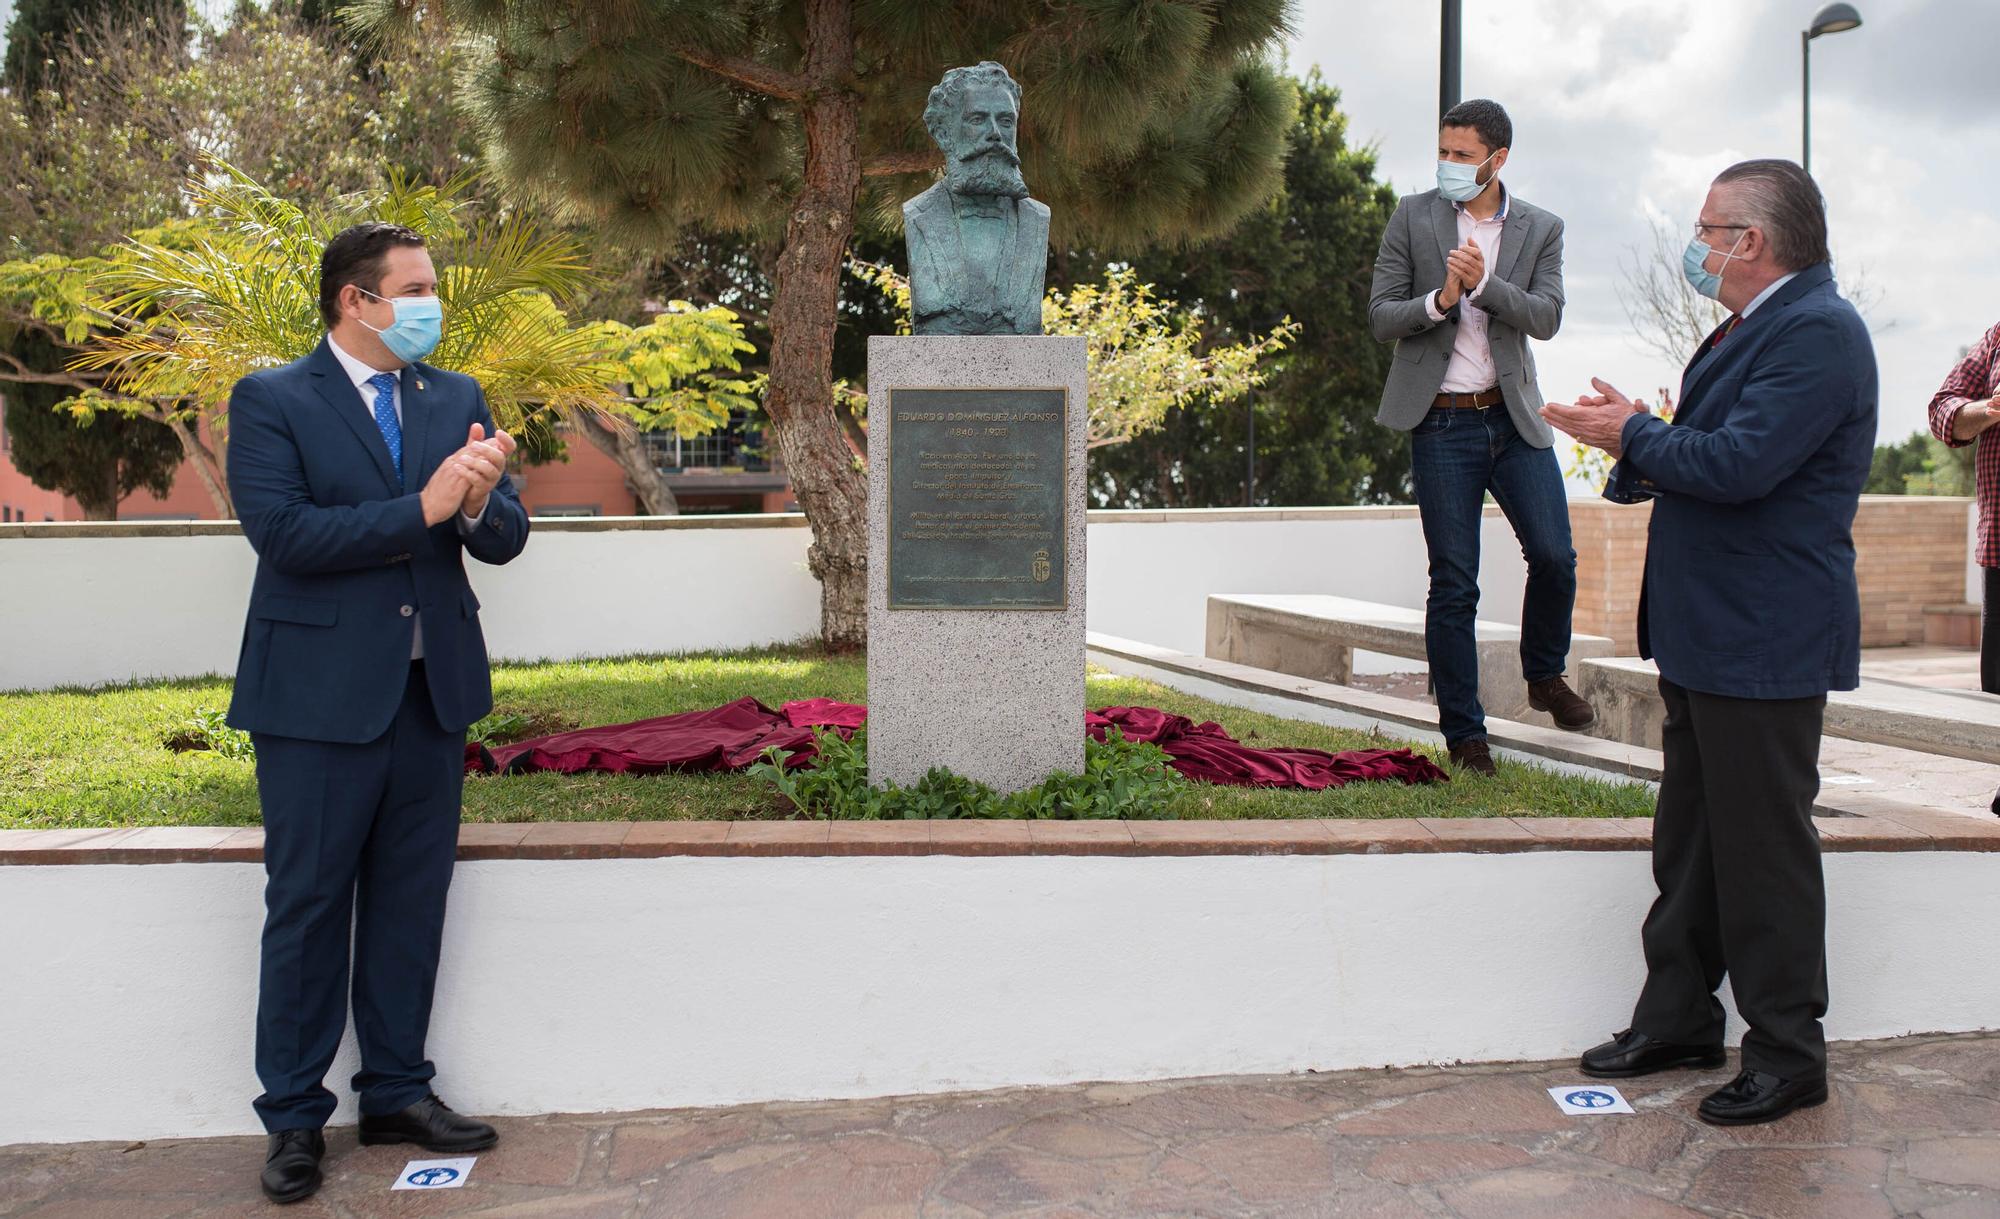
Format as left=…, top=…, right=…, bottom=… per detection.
left=1929, top=321, right=2000, bottom=568
left=1929, top=322, right=2000, bottom=448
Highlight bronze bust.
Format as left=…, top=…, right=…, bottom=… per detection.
left=903, top=62, right=1050, bottom=336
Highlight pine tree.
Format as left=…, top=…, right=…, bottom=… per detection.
left=351, top=0, right=1298, bottom=646
left=3, top=332, right=181, bottom=520
left=1083, top=73, right=1405, bottom=508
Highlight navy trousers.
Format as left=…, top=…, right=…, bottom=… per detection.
left=251, top=662, right=464, bottom=1132
left=1409, top=405, right=1578, bottom=745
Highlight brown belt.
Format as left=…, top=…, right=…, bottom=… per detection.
left=1433, top=387, right=1505, bottom=410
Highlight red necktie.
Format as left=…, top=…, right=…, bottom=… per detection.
left=1710, top=315, right=1741, bottom=348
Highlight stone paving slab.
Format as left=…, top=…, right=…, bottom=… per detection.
left=5, top=1032, right=1999, bottom=1217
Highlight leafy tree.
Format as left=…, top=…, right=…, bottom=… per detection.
left=0, top=4, right=508, bottom=517
left=849, top=258, right=1296, bottom=451
left=1, top=330, right=181, bottom=518
left=1077, top=73, right=1401, bottom=508
left=2, top=167, right=753, bottom=516
left=350, top=0, right=1299, bottom=646
left=0, top=7, right=454, bottom=255
left=2, top=0, right=185, bottom=92
left=1866, top=429, right=1977, bottom=497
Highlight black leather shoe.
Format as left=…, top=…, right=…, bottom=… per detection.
left=260, top=1128, right=325, bottom=1205
left=1698, top=1068, right=1829, bottom=1125
left=1579, top=1029, right=1727, bottom=1078
left=1527, top=676, right=1597, bottom=731
left=359, top=1093, right=498, bottom=1152
left=1447, top=738, right=1498, bottom=777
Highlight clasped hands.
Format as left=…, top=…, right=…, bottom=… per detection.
left=419, top=424, right=516, bottom=526
left=1541, top=379, right=1653, bottom=459
left=1436, top=239, right=1487, bottom=310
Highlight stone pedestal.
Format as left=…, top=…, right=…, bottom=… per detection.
left=866, top=335, right=1088, bottom=792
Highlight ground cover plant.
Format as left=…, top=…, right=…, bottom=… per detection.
left=0, top=646, right=1655, bottom=828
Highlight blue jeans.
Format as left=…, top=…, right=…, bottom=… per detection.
left=1409, top=406, right=1577, bottom=745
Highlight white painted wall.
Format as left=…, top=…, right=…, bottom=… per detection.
left=1088, top=509, right=1528, bottom=661
left=2, top=849, right=1994, bottom=1146
left=2, top=510, right=1522, bottom=691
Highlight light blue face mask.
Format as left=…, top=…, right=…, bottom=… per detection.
left=357, top=288, right=444, bottom=363
left=1681, top=231, right=1746, bottom=301
left=1436, top=151, right=1496, bottom=204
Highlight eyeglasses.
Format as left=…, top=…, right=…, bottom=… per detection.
left=1693, top=222, right=1750, bottom=237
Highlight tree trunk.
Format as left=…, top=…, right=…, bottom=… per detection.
left=763, top=0, right=869, bottom=648
left=834, top=396, right=868, bottom=457
left=573, top=412, right=680, bottom=515
left=165, top=415, right=233, bottom=518
left=76, top=465, right=118, bottom=521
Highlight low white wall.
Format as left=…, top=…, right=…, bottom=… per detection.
left=3, top=849, right=1994, bottom=1145
left=1088, top=508, right=1528, bottom=660
left=2, top=509, right=1525, bottom=691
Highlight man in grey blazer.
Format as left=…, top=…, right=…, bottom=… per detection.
left=1369, top=99, right=1594, bottom=775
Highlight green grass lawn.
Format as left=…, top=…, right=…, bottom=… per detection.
left=0, top=646, right=1654, bottom=829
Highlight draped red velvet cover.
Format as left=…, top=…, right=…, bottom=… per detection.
left=466, top=697, right=1447, bottom=790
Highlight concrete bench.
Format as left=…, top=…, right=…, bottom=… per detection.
left=1576, top=655, right=2000, bottom=762
left=1204, top=594, right=1616, bottom=723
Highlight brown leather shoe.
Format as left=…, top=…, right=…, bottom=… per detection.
left=1527, top=676, right=1596, bottom=731
left=1447, top=738, right=1497, bottom=776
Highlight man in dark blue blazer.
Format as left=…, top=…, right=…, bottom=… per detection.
left=226, top=222, right=529, bottom=1203
left=1544, top=160, right=1875, bottom=1128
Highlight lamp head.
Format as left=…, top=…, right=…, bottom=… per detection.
left=1808, top=3, right=1863, bottom=38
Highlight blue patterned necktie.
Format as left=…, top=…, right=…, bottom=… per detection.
left=366, top=371, right=404, bottom=488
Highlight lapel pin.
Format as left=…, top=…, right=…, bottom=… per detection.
left=414, top=380, right=425, bottom=391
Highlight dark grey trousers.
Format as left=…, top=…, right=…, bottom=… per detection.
left=1984, top=567, right=1998, bottom=697
left=1631, top=677, right=1830, bottom=1081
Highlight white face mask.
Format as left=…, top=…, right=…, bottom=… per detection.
left=1682, top=230, right=1747, bottom=301
left=1437, top=151, right=1497, bottom=203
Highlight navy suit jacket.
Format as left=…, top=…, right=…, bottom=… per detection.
left=1604, top=263, right=1875, bottom=700
left=225, top=340, right=529, bottom=743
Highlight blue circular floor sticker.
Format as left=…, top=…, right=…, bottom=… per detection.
left=406, top=1166, right=461, bottom=1188
left=1564, top=1089, right=1616, bottom=1109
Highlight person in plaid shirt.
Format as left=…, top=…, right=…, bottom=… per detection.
left=1925, top=327, right=2000, bottom=816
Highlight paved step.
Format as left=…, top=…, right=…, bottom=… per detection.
left=1204, top=593, right=1616, bottom=724
left=1577, top=654, right=2000, bottom=763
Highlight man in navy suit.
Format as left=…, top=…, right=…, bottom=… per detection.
left=226, top=222, right=530, bottom=1202
left=1543, top=160, right=1875, bottom=1127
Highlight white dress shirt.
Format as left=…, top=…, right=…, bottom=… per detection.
left=1739, top=271, right=1800, bottom=318
left=1423, top=182, right=1510, bottom=394
left=326, top=335, right=484, bottom=659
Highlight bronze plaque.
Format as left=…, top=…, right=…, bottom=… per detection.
left=887, top=387, right=1067, bottom=610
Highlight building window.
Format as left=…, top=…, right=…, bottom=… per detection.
left=532, top=504, right=601, bottom=518
left=643, top=412, right=772, bottom=473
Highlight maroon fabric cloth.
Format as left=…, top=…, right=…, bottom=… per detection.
left=1087, top=706, right=1448, bottom=789
left=467, top=697, right=813, bottom=776
left=469, top=698, right=1448, bottom=790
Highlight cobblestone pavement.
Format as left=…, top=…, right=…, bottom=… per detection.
left=5, top=1032, right=1999, bottom=1217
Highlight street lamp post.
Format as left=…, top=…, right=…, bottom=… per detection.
left=1440, top=0, right=1462, bottom=117
left=1801, top=2, right=1863, bottom=174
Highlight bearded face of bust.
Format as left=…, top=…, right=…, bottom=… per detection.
left=926, top=70, right=1029, bottom=200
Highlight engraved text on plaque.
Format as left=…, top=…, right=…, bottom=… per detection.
left=886, top=386, right=1067, bottom=610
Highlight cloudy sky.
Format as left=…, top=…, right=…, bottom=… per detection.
left=4, top=0, right=1989, bottom=450
left=1289, top=0, right=2000, bottom=453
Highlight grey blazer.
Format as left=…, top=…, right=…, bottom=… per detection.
left=1368, top=187, right=1565, bottom=446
